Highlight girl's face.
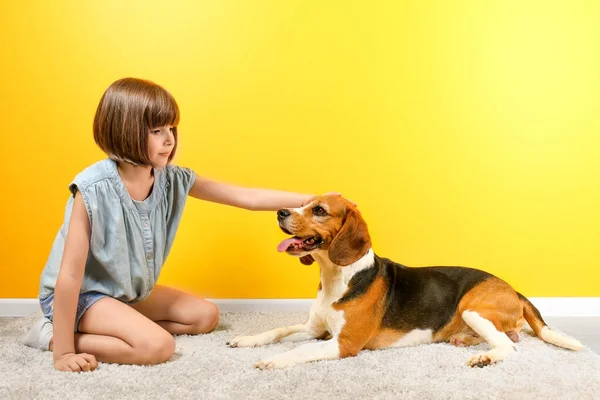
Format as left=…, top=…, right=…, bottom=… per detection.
left=148, top=125, right=175, bottom=168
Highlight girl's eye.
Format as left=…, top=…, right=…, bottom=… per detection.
left=151, top=129, right=161, bottom=134
left=169, top=127, right=175, bottom=132
left=313, top=206, right=327, bottom=216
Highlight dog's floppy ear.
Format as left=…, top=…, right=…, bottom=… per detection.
left=328, top=207, right=371, bottom=266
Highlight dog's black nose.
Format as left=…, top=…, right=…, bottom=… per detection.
left=277, top=209, right=291, bottom=220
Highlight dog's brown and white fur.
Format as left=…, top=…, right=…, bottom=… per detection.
left=228, top=195, right=583, bottom=369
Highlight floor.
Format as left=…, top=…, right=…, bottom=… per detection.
left=4, top=312, right=599, bottom=399
left=1, top=316, right=598, bottom=354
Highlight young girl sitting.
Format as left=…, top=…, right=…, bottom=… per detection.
left=22, top=77, right=343, bottom=372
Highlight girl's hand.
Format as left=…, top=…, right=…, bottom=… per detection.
left=54, top=352, right=98, bottom=372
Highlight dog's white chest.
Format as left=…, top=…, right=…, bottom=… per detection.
left=311, top=277, right=347, bottom=336
left=309, top=250, right=375, bottom=336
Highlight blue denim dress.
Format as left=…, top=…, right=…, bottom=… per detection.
left=38, top=159, right=196, bottom=312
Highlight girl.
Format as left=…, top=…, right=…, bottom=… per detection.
left=22, top=77, right=345, bottom=372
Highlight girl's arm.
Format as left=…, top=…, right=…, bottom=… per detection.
left=188, top=175, right=315, bottom=211
left=52, top=191, right=97, bottom=371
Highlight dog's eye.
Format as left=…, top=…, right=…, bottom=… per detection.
left=312, top=205, right=327, bottom=216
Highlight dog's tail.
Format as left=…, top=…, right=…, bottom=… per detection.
left=517, top=292, right=583, bottom=351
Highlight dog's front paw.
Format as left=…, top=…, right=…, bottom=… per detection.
left=254, top=355, right=295, bottom=370
left=254, top=359, right=277, bottom=370
left=227, top=335, right=262, bottom=348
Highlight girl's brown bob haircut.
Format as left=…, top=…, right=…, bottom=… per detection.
left=93, top=77, right=180, bottom=166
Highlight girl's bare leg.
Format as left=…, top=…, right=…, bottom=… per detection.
left=71, top=296, right=175, bottom=365
left=130, top=285, right=219, bottom=334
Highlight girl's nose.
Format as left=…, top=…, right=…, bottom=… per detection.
left=165, top=131, right=174, bottom=145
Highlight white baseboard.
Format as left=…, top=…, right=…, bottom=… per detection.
left=0, top=298, right=316, bottom=317
left=0, top=297, right=599, bottom=317
left=0, top=299, right=40, bottom=317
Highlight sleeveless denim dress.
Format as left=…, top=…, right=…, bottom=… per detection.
left=38, top=159, right=196, bottom=330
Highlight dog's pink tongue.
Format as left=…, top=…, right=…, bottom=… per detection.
left=277, top=237, right=305, bottom=252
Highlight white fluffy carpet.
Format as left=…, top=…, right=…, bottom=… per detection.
left=1, top=311, right=600, bottom=400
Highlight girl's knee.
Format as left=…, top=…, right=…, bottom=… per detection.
left=206, top=303, right=220, bottom=332
left=137, top=331, right=175, bottom=365
left=193, top=302, right=219, bottom=334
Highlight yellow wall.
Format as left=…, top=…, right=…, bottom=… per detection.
left=1, top=1, right=599, bottom=299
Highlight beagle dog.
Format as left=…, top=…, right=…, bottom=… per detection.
left=228, top=194, right=583, bottom=369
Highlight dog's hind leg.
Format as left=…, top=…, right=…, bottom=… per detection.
left=461, top=310, right=517, bottom=367
left=449, top=332, right=485, bottom=347
left=455, top=277, right=526, bottom=367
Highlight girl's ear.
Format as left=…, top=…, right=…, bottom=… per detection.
left=328, top=207, right=371, bottom=266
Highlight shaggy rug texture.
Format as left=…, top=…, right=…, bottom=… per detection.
left=1, top=311, right=599, bottom=400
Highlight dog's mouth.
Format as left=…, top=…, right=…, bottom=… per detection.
left=277, top=234, right=323, bottom=266
left=277, top=235, right=323, bottom=253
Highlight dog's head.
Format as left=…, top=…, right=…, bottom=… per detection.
left=276, top=194, right=371, bottom=266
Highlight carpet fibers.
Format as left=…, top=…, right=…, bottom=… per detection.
left=1, top=311, right=600, bottom=400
